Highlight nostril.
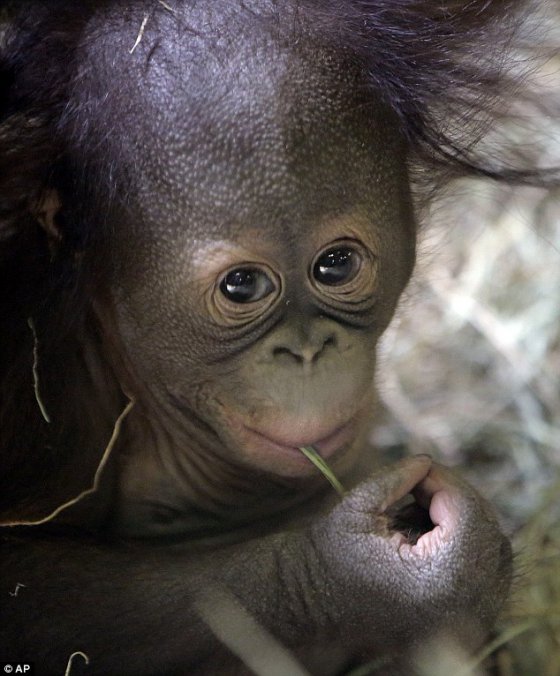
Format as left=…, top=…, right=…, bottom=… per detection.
left=321, top=335, right=336, bottom=350
left=272, top=346, right=303, bottom=363
left=272, top=335, right=337, bottom=364
left=308, top=335, right=335, bottom=363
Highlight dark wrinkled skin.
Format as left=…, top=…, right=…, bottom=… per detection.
left=0, top=2, right=512, bottom=674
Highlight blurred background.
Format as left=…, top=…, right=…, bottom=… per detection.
left=374, top=10, right=560, bottom=671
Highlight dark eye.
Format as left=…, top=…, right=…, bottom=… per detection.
left=219, top=268, right=274, bottom=304
left=313, top=246, right=361, bottom=286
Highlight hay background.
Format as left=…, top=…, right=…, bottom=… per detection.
left=374, top=29, right=560, bottom=670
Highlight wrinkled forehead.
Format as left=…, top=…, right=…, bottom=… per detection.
left=79, top=1, right=406, bottom=240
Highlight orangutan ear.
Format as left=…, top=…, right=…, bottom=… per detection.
left=35, top=189, right=62, bottom=243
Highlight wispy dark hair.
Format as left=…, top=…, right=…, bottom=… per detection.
left=332, top=2, right=539, bottom=175
left=0, top=0, right=554, bottom=238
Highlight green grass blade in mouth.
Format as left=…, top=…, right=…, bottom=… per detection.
left=298, top=446, right=345, bottom=497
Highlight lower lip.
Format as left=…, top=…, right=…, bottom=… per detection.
left=242, top=416, right=358, bottom=464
